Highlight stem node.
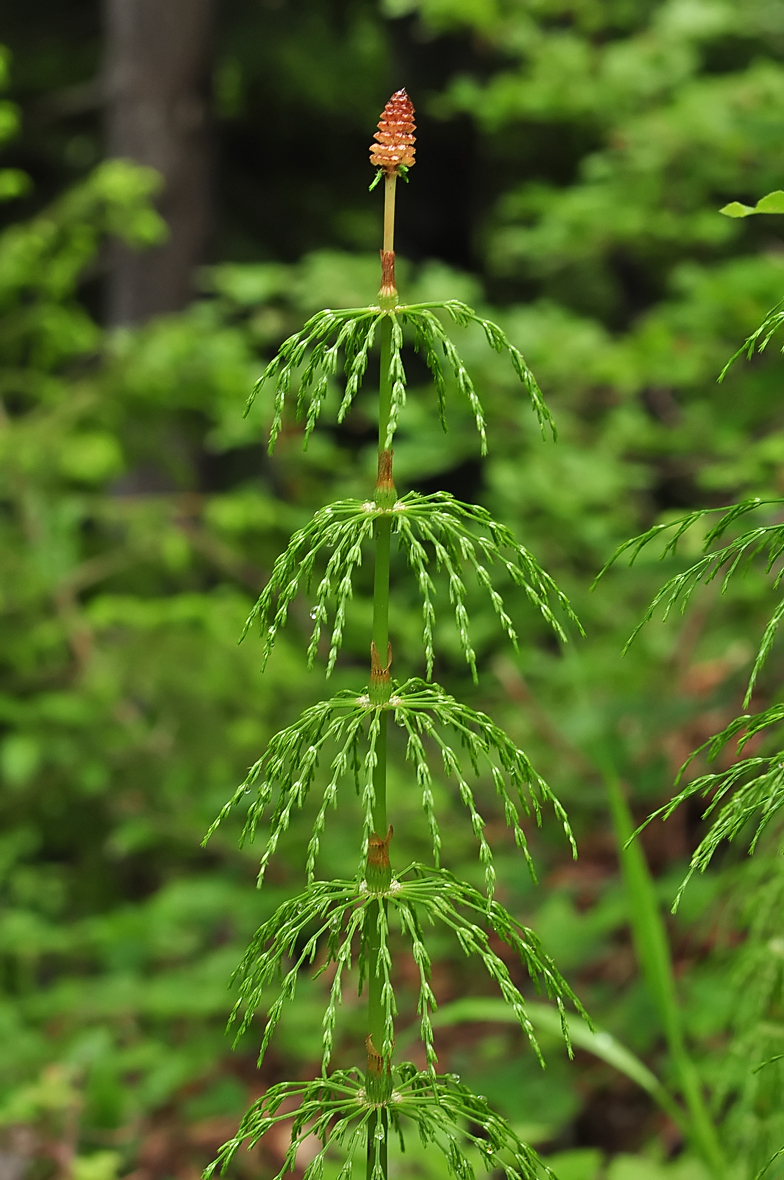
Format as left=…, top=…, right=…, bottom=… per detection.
left=366, top=1036, right=393, bottom=1103
left=367, top=826, right=393, bottom=879
left=370, top=641, right=393, bottom=707
left=379, top=250, right=397, bottom=305
left=375, top=449, right=396, bottom=506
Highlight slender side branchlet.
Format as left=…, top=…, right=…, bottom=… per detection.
left=601, top=495, right=784, bottom=904
left=205, top=91, right=587, bottom=1180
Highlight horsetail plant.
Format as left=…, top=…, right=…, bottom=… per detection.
left=599, top=190, right=784, bottom=1179
left=204, top=90, right=588, bottom=1180
left=604, top=189, right=784, bottom=904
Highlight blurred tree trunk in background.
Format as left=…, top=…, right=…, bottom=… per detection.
left=103, top=0, right=212, bottom=324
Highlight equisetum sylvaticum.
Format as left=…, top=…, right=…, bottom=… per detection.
left=203, top=89, right=588, bottom=1180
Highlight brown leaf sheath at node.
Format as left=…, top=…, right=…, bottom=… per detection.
left=366, top=824, right=393, bottom=893
left=365, top=1033, right=392, bottom=1102
left=376, top=448, right=395, bottom=493
left=380, top=249, right=397, bottom=300
left=366, top=1035, right=385, bottom=1077
left=365, top=1033, right=393, bottom=1101
left=367, top=826, right=393, bottom=873
left=370, top=638, right=392, bottom=683
left=374, top=449, right=396, bottom=512
left=369, top=89, right=416, bottom=174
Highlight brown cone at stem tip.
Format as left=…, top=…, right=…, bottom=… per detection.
left=370, top=89, right=416, bottom=174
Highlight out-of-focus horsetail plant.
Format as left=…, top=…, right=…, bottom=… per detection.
left=203, top=90, right=590, bottom=1180
left=602, top=186, right=784, bottom=1180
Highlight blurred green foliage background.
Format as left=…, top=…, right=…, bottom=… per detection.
left=2, top=2, right=784, bottom=1179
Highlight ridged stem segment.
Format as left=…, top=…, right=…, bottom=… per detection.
left=383, top=173, right=396, bottom=255
left=365, top=354, right=395, bottom=1178
left=365, top=88, right=414, bottom=1180
left=365, top=209, right=396, bottom=1180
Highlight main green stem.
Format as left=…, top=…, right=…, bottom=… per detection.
left=366, top=173, right=398, bottom=1180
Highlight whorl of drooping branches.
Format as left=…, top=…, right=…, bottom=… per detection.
left=220, top=866, right=585, bottom=1077
left=369, top=89, right=416, bottom=173
left=205, top=1065, right=556, bottom=1180
left=203, top=676, right=578, bottom=895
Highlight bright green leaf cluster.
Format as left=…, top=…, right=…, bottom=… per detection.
left=225, top=866, right=585, bottom=1078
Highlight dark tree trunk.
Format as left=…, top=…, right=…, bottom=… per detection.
left=103, top=0, right=212, bottom=324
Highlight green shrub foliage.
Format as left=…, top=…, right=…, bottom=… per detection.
left=6, top=4, right=784, bottom=1176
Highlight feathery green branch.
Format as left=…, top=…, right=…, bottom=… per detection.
left=204, top=677, right=574, bottom=891
left=222, top=865, right=586, bottom=1077
left=249, top=300, right=553, bottom=457
left=205, top=1065, right=554, bottom=1180
left=243, top=491, right=580, bottom=678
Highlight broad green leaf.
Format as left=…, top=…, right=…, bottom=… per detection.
left=1, top=734, right=40, bottom=788
left=756, top=191, right=784, bottom=214
left=381, top=0, right=499, bottom=28
left=720, top=191, right=784, bottom=218
left=432, top=997, right=680, bottom=1121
